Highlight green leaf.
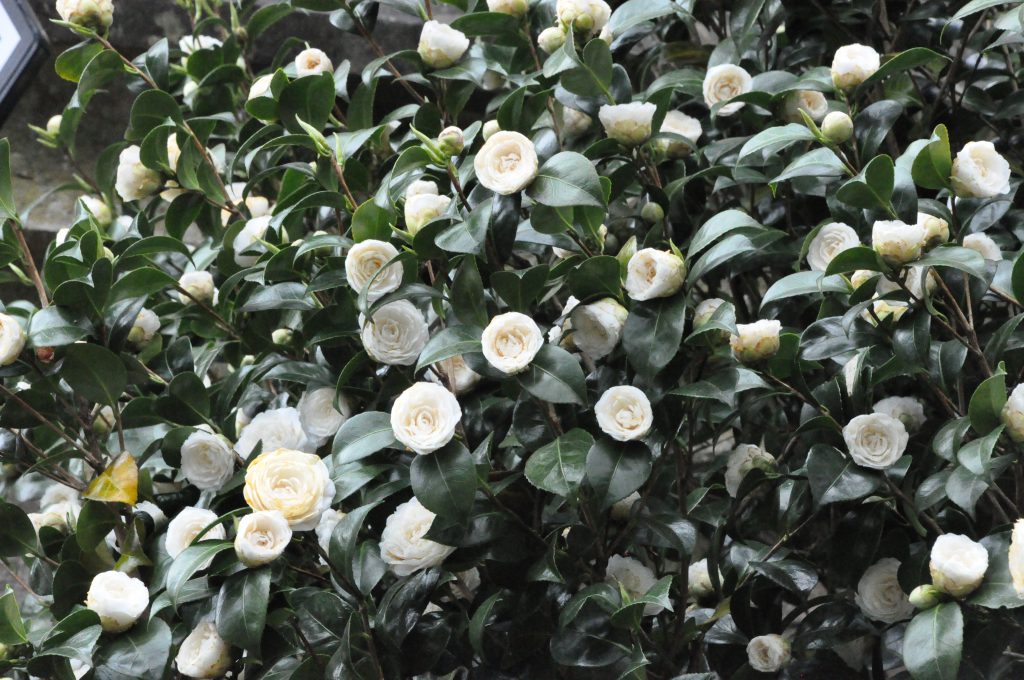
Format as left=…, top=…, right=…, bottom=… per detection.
left=451, top=256, right=489, bottom=326
left=278, top=72, right=336, bottom=134
left=824, top=246, right=888, bottom=276
left=958, top=425, right=1004, bottom=475
left=411, top=441, right=476, bottom=520
left=525, top=428, right=594, bottom=499
left=332, top=411, right=396, bottom=463
left=416, top=325, right=482, bottom=372
left=836, top=154, right=895, bottom=209
left=0, top=586, right=27, bottom=644
left=902, top=603, right=963, bottom=680
left=0, top=139, right=16, bottom=221
left=216, top=567, right=271, bottom=652
left=127, top=90, right=182, bottom=140
left=968, top=367, right=1006, bottom=434
left=916, top=246, right=989, bottom=280
left=352, top=200, right=393, bottom=242
left=772, top=147, right=847, bottom=183
left=911, top=124, right=952, bottom=190
left=526, top=151, right=605, bottom=208
left=93, top=617, right=171, bottom=680
left=0, top=500, right=39, bottom=557
left=165, top=540, right=233, bottom=605
left=55, top=42, right=106, bottom=82
left=517, top=344, right=588, bottom=405
left=805, top=444, right=881, bottom=506
left=568, top=256, right=621, bottom=301
left=737, top=124, right=815, bottom=162
left=608, top=0, right=678, bottom=33
left=28, top=306, right=93, bottom=347
left=60, top=344, right=127, bottom=406
left=586, top=438, right=652, bottom=509
left=688, top=210, right=761, bottom=256
left=76, top=500, right=119, bottom=551
left=761, top=271, right=849, bottom=307
left=859, top=48, right=949, bottom=91
left=1012, top=251, right=1024, bottom=304
left=970, top=532, right=1024, bottom=609
left=561, top=39, right=614, bottom=100
left=622, top=295, right=686, bottom=377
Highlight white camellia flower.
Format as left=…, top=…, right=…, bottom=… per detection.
left=316, top=508, right=346, bottom=554
left=595, top=386, right=654, bottom=441
left=391, top=382, right=462, bottom=455
left=40, top=484, right=81, bottom=522
left=605, top=555, right=663, bottom=615
left=417, top=21, right=470, bottom=69
left=244, top=448, right=335, bottom=530
left=428, top=355, right=482, bottom=395
left=297, top=387, right=350, bottom=445
left=115, top=145, right=160, bottom=202
left=481, top=312, right=544, bottom=374
left=724, top=444, right=776, bottom=496
left=1009, top=519, right=1024, bottom=596
left=746, top=634, right=791, bottom=673
left=625, top=248, right=685, bottom=301
left=538, top=26, right=567, bottom=54
left=610, top=491, right=641, bottom=520
left=872, top=219, right=925, bottom=265
left=179, top=35, right=222, bottom=55
left=175, top=620, right=232, bottom=679
left=598, top=102, right=657, bottom=146
left=177, top=270, right=215, bottom=304
left=474, top=131, right=539, bottom=195
left=79, top=195, right=112, bottom=227
left=556, top=0, right=611, bottom=35
left=855, top=558, right=915, bottom=623
left=1002, top=384, right=1024, bottom=442
left=656, top=110, right=702, bottom=158
left=482, top=120, right=501, bottom=140
left=234, top=510, right=292, bottom=567
left=166, top=507, right=226, bottom=565
left=345, top=239, right=403, bottom=301
left=963, top=232, right=1002, bottom=261
left=952, top=141, right=1011, bottom=198
left=360, top=300, right=430, bottom=366
left=406, top=179, right=438, bottom=199
left=404, top=193, right=451, bottom=235
left=233, top=215, right=272, bottom=267
left=842, top=413, right=908, bottom=469
left=30, top=510, right=67, bottom=534
left=570, top=298, right=628, bottom=359
left=866, top=299, right=909, bottom=325
left=694, top=298, right=725, bottom=327
left=562, top=107, right=592, bottom=137
left=0, top=313, right=25, bottom=366
left=86, top=571, right=148, bottom=633
left=487, top=0, right=527, bottom=16
left=180, top=430, right=235, bottom=491
left=807, top=222, right=859, bottom=271
left=221, top=182, right=272, bottom=226
left=873, top=396, right=926, bottom=432
left=703, top=64, right=752, bottom=116
left=831, top=43, right=880, bottom=89
left=234, top=407, right=310, bottom=460
left=929, top=533, right=989, bottom=598
left=688, top=558, right=717, bottom=599
left=730, top=320, right=781, bottom=363
left=294, top=47, right=333, bottom=76
left=918, top=212, right=949, bottom=246
left=248, top=73, right=274, bottom=101
left=783, top=90, right=828, bottom=122
left=380, top=498, right=456, bottom=576
left=130, top=308, right=161, bottom=346
left=56, top=0, right=113, bottom=30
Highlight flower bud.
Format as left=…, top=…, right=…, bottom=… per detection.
left=538, top=26, right=566, bottom=54
left=46, top=115, right=62, bottom=136
left=821, top=111, right=853, bottom=144
left=482, top=120, right=501, bottom=141
left=1001, top=384, right=1024, bottom=442
left=93, top=406, right=114, bottom=435
left=272, top=328, right=294, bottom=345
left=56, top=0, right=114, bottom=31
left=437, top=126, right=465, bottom=156
left=486, top=0, right=527, bottom=16
left=909, top=584, right=943, bottom=610
left=917, top=212, right=949, bottom=248
left=730, top=320, right=781, bottom=363
left=35, top=347, right=55, bottom=363
left=640, top=202, right=664, bottom=224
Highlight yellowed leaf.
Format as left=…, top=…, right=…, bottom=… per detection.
left=83, top=452, right=138, bottom=505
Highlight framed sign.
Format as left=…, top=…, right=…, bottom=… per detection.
left=0, top=0, right=47, bottom=127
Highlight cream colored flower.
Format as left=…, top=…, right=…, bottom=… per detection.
left=656, top=110, right=702, bottom=157
left=180, top=430, right=235, bottom=491
left=605, top=555, right=663, bottom=615
left=598, top=102, right=656, bottom=146
left=360, top=300, right=430, bottom=366
left=233, top=215, right=272, bottom=267
left=0, top=314, right=25, bottom=366
left=391, top=382, right=462, bottom=455
left=929, top=533, right=988, bottom=598
left=694, top=298, right=725, bottom=326
left=46, top=114, right=63, bottom=136
left=316, top=508, right=346, bottom=554
left=822, top=111, right=854, bottom=143
left=56, top=0, right=113, bottom=30
left=918, top=212, right=949, bottom=246
left=380, top=498, right=456, bottom=576
left=248, top=74, right=274, bottom=101
left=115, top=145, right=160, bottom=202
left=963, top=232, right=1002, bottom=261
left=688, top=558, right=717, bottom=599
left=842, top=413, right=908, bottom=469
left=703, top=64, right=752, bottom=116
left=952, top=141, right=1011, bottom=198
left=234, top=510, right=292, bottom=567
left=1002, top=384, right=1024, bottom=443
left=865, top=299, right=909, bottom=325
left=404, top=193, right=451, bottom=235
left=474, top=131, right=539, bottom=195
left=295, top=48, right=333, bottom=76
left=562, top=107, right=592, bottom=137
left=221, top=182, right=272, bottom=226
left=1009, top=519, right=1024, bottom=596
left=166, top=507, right=226, bottom=565
left=807, top=222, right=859, bottom=272
left=538, top=26, right=567, bottom=54
left=482, top=120, right=501, bottom=140
left=556, top=0, right=611, bottom=35
left=243, top=448, right=335, bottom=530
left=783, top=90, right=828, bottom=122
left=481, top=312, right=544, bottom=374
left=872, top=219, right=924, bottom=265
left=175, top=620, right=232, bottom=679
left=730, top=320, right=781, bottom=363
left=873, top=396, right=926, bottom=432
left=86, top=571, right=148, bottom=633
left=724, top=443, right=775, bottom=496
left=418, top=21, right=470, bottom=69
left=595, top=386, right=653, bottom=441
left=129, top=308, right=160, bottom=346
left=831, top=44, right=880, bottom=89
left=487, top=0, right=527, bottom=16
left=624, top=248, right=685, bottom=301
left=570, top=298, right=628, bottom=360
left=179, top=35, right=222, bottom=55
left=79, top=195, right=112, bottom=227
left=235, top=407, right=310, bottom=460
left=747, top=634, right=791, bottom=673
left=855, top=558, right=914, bottom=623
left=177, top=271, right=215, bottom=304
left=297, top=387, right=350, bottom=445
left=345, top=239, right=403, bottom=301
left=428, top=355, right=482, bottom=395
left=406, top=179, right=438, bottom=199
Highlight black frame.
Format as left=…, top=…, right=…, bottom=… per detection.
left=0, top=0, right=47, bottom=128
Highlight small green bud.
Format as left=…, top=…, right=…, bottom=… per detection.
left=437, top=126, right=465, bottom=156
left=272, top=328, right=294, bottom=345
left=821, top=111, right=853, bottom=144
left=640, top=202, right=665, bottom=224
left=909, top=584, right=943, bottom=610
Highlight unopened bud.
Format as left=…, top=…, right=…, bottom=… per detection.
left=271, top=328, right=294, bottom=345
left=35, top=347, right=55, bottom=363
left=46, top=115, right=62, bottom=136
left=438, top=126, right=465, bottom=156
left=482, top=120, right=500, bottom=141
left=909, top=584, right=943, bottom=610
left=821, top=111, right=853, bottom=144
left=538, top=26, right=566, bottom=54
left=640, top=202, right=664, bottom=224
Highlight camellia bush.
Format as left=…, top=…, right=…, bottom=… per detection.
left=3, top=0, right=1024, bottom=676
